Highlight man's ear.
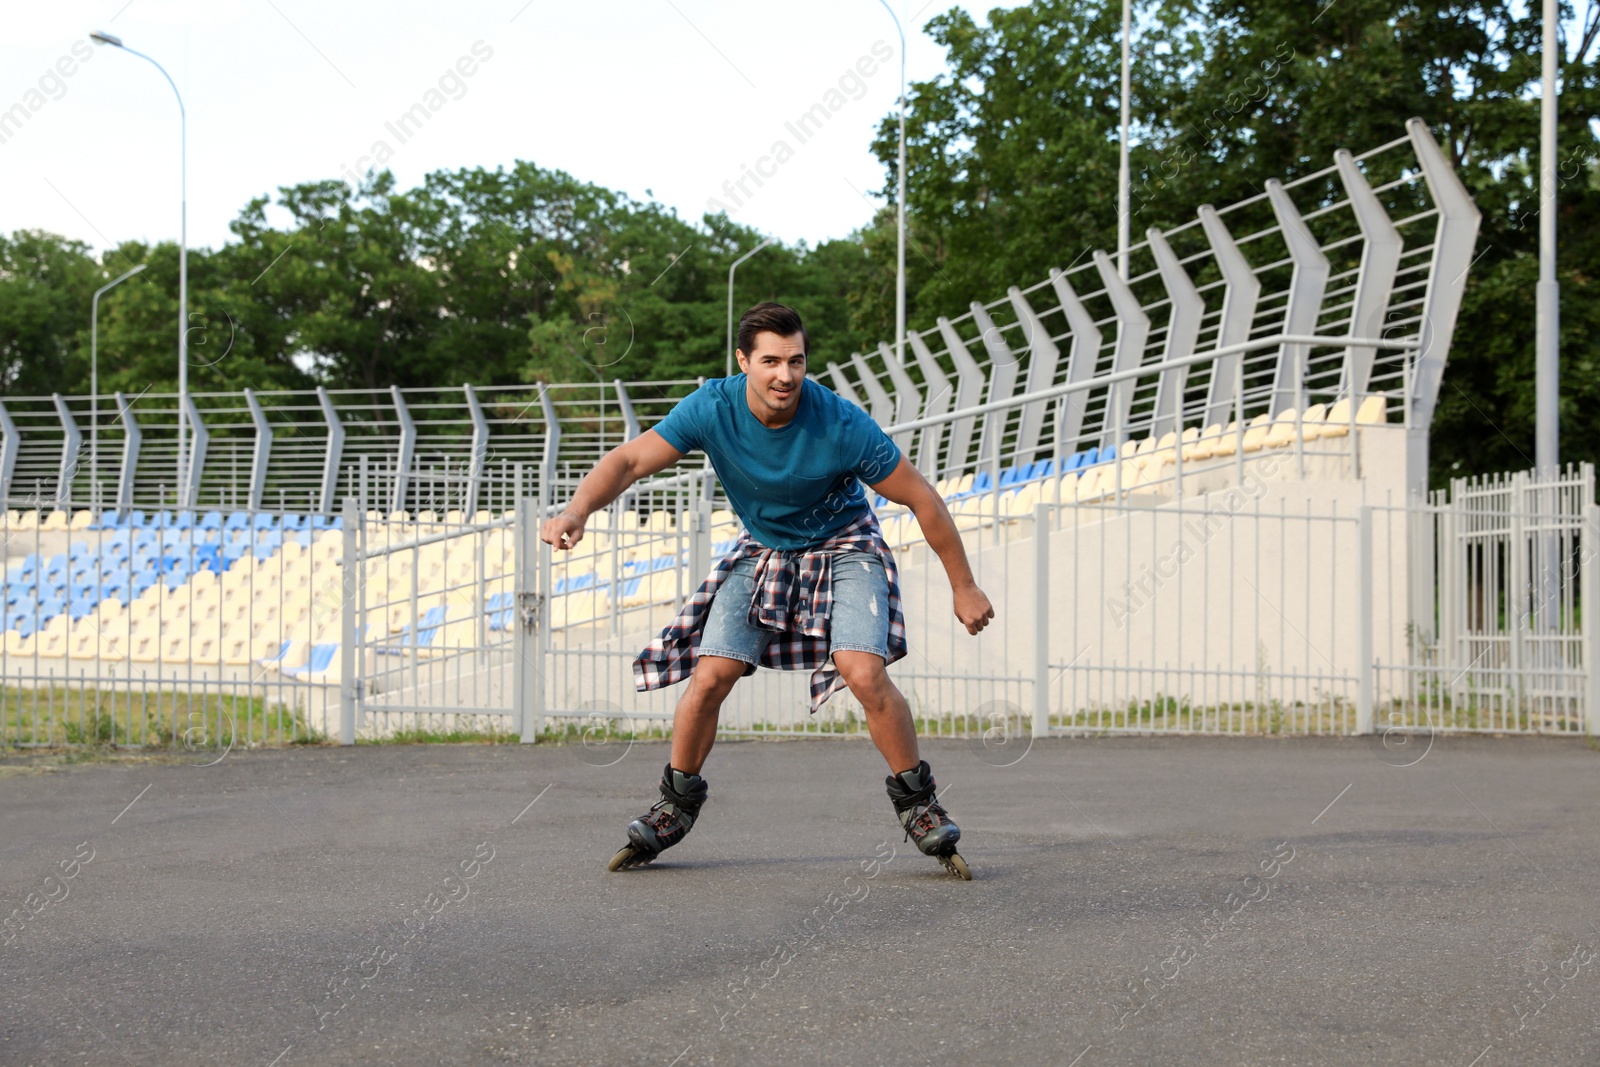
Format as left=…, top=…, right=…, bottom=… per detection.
left=735, top=349, right=748, bottom=372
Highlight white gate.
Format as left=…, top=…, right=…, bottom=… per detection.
left=340, top=500, right=533, bottom=740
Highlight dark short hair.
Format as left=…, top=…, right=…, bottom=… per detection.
left=737, top=302, right=808, bottom=359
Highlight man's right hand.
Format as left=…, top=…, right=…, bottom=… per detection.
left=540, top=513, right=586, bottom=551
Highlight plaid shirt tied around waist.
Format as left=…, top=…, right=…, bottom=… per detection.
left=632, top=511, right=907, bottom=713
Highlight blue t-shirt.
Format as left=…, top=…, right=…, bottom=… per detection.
left=651, top=376, right=901, bottom=550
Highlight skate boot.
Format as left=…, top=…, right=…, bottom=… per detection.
left=885, top=760, right=970, bottom=879
left=607, top=763, right=708, bottom=871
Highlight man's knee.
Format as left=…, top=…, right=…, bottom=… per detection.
left=833, top=651, right=890, bottom=702
left=691, top=654, right=749, bottom=694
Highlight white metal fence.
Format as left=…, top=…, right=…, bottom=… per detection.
left=5, top=457, right=1595, bottom=752
left=0, top=506, right=348, bottom=751
left=435, top=457, right=1596, bottom=746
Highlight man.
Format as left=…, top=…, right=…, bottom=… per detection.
left=540, top=302, right=994, bottom=877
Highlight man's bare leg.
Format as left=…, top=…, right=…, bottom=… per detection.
left=669, top=654, right=748, bottom=774
left=609, top=655, right=746, bottom=870
left=833, top=650, right=966, bottom=875
left=832, top=650, right=920, bottom=772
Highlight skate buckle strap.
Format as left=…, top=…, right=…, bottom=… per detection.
left=899, top=797, right=952, bottom=842
left=646, top=801, right=691, bottom=834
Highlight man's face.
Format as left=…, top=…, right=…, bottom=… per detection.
left=737, top=331, right=807, bottom=421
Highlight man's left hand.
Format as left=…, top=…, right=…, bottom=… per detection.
left=954, top=583, right=994, bottom=635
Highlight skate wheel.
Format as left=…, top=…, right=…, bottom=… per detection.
left=939, top=851, right=972, bottom=880
left=607, top=845, right=652, bottom=872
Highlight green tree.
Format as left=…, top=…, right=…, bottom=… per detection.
left=0, top=231, right=105, bottom=395
left=870, top=0, right=1600, bottom=486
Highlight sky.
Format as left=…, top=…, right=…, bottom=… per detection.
left=1, top=0, right=1015, bottom=259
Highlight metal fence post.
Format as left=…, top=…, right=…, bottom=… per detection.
left=690, top=499, right=712, bottom=590
left=516, top=496, right=546, bottom=743
left=1584, top=504, right=1600, bottom=736
left=1357, top=505, right=1374, bottom=735
left=339, top=497, right=358, bottom=745
left=1033, top=503, right=1051, bottom=739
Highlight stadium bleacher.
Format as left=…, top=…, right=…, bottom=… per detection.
left=0, top=391, right=1394, bottom=684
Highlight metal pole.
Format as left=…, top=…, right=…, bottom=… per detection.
left=1033, top=503, right=1051, bottom=739
left=725, top=237, right=776, bottom=377
left=1536, top=0, right=1560, bottom=479
left=1357, top=505, right=1374, bottom=735
left=1535, top=0, right=1562, bottom=657
left=89, top=263, right=147, bottom=506
left=1584, top=503, right=1599, bottom=736
left=1117, top=0, right=1132, bottom=280
left=878, top=0, right=908, bottom=366
left=339, top=497, right=357, bottom=745
left=91, top=33, right=187, bottom=493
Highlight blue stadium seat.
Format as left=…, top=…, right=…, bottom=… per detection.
left=252, top=533, right=282, bottom=559
left=199, top=511, right=223, bottom=531
left=280, top=513, right=304, bottom=532
left=380, top=607, right=448, bottom=652
left=252, top=513, right=276, bottom=531
left=224, top=511, right=250, bottom=531
left=285, top=643, right=338, bottom=676
left=259, top=640, right=293, bottom=666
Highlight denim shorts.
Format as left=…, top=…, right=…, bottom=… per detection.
left=698, top=549, right=890, bottom=665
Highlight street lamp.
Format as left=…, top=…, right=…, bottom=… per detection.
left=90, top=262, right=148, bottom=507
left=876, top=0, right=908, bottom=365
left=1117, top=0, right=1132, bottom=280
left=90, top=30, right=189, bottom=498
left=726, top=236, right=776, bottom=377
left=1534, top=0, right=1561, bottom=646
left=1536, top=0, right=1559, bottom=478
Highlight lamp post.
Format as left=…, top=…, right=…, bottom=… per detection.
left=877, top=0, right=908, bottom=364
left=1534, top=0, right=1561, bottom=646
left=726, top=236, right=776, bottom=377
left=1535, top=0, right=1559, bottom=479
left=90, top=30, right=188, bottom=496
left=90, top=262, right=147, bottom=507
left=1117, top=0, right=1132, bottom=280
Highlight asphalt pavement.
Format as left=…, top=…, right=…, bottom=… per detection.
left=1, top=733, right=1597, bottom=1066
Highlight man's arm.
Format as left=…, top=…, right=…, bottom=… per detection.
left=869, top=456, right=994, bottom=635
left=539, top=429, right=684, bottom=551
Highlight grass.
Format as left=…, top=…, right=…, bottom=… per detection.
left=6, top=684, right=1588, bottom=758
left=0, top=682, right=322, bottom=750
